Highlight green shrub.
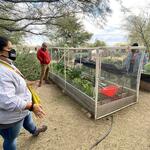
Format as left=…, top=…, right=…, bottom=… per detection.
left=14, top=52, right=41, bottom=80
left=144, top=63, right=150, bottom=74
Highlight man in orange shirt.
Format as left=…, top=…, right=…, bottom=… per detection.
left=37, top=42, right=51, bottom=87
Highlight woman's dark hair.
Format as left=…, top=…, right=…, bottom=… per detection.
left=131, top=43, right=138, bottom=53
left=132, top=43, right=138, bottom=46
left=0, top=36, right=9, bottom=52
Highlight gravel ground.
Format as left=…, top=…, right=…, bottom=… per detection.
left=0, top=83, right=150, bottom=150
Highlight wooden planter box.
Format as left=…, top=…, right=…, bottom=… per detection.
left=49, top=72, right=137, bottom=119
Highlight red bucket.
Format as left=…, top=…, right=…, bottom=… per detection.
left=99, top=85, right=119, bottom=97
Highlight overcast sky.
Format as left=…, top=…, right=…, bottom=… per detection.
left=25, top=0, right=150, bottom=46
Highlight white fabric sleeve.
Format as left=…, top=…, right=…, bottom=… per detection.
left=0, top=76, right=27, bottom=112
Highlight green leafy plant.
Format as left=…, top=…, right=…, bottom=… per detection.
left=72, top=78, right=93, bottom=97
left=66, top=68, right=82, bottom=79
left=53, top=62, right=94, bottom=97
left=144, top=63, right=150, bottom=74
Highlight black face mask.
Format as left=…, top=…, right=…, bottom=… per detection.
left=131, top=49, right=136, bottom=53
left=7, top=49, right=17, bottom=61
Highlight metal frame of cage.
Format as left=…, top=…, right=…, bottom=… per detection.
left=49, top=46, right=145, bottom=120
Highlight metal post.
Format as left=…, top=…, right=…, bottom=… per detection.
left=64, top=48, right=67, bottom=89
left=136, top=50, right=145, bottom=102
left=57, top=49, right=59, bottom=75
left=79, top=50, right=82, bottom=69
left=50, top=48, right=53, bottom=73
left=94, top=49, right=101, bottom=120
left=68, top=49, right=69, bottom=67
left=57, top=49, right=59, bottom=63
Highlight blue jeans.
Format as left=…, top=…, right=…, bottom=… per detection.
left=0, top=113, right=36, bottom=150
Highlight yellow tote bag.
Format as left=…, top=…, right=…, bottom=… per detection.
left=0, top=60, right=41, bottom=104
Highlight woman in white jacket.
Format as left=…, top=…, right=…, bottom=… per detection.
left=0, top=36, right=47, bottom=150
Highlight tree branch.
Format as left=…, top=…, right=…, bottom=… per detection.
left=3, top=0, right=59, bottom=3
left=0, top=13, right=66, bottom=22
left=0, top=0, right=111, bottom=36
left=23, top=30, right=47, bottom=35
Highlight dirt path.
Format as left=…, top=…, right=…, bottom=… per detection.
left=0, top=83, right=150, bottom=150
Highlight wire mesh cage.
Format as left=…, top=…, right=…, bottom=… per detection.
left=49, top=46, right=145, bottom=119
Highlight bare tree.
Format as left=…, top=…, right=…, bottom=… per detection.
left=0, top=0, right=111, bottom=34
left=4, top=0, right=59, bottom=2
left=125, top=12, right=150, bottom=50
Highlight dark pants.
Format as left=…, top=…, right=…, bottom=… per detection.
left=0, top=113, right=36, bottom=150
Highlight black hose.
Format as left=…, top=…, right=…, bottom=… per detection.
left=89, top=115, right=113, bottom=150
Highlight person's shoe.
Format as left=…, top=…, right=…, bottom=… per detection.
left=33, top=125, right=48, bottom=136
left=38, top=81, right=42, bottom=87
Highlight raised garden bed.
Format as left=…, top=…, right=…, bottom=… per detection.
left=50, top=47, right=144, bottom=119
left=49, top=72, right=137, bottom=119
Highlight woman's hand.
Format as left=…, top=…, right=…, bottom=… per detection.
left=26, top=80, right=40, bottom=89
left=33, top=104, right=46, bottom=118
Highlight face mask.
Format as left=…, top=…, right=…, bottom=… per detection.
left=131, top=49, right=136, bottom=53
left=4, top=49, right=17, bottom=61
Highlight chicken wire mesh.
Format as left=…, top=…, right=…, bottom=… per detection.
left=49, top=46, right=145, bottom=119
